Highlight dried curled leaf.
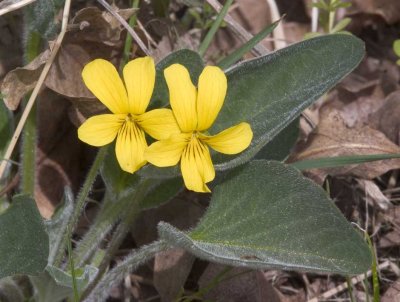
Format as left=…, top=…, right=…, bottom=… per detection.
left=1, top=50, right=50, bottom=110
left=291, top=109, right=400, bottom=181
left=1, top=7, right=136, bottom=111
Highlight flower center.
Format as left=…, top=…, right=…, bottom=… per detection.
left=125, top=113, right=135, bottom=123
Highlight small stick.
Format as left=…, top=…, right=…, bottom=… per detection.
left=137, top=20, right=157, bottom=48
left=0, top=0, right=71, bottom=180
left=311, top=0, right=319, bottom=32
left=265, top=0, right=286, bottom=49
left=97, top=0, right=151, bottom=56
left=307, top=261, right=390, bottom=302
left=205, top=0, right=269, bottom=55
left=0, top=0, right=36, bottom=16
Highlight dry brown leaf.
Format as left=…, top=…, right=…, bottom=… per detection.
left=153, top=248, right=195, bottom=302
left=379, top=231, right=400, bottom=249
left=199, top=264, right=282, bottom=302
left=352, top=0, right=400, bottom=24
left=357, top=179, right=390, bottom=210
left=291, top=109, right=400, bottom=182
left=35, top=91, right=85, bottom=218
left=370, top=90, right=400, bottom=144
left=382, top=279, right=400, bottom=302
left=1, top=50, right=50, bottom=110
left=1, top=7, right=135, bottom=112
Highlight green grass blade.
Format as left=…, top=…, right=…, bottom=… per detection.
left=218, top=19, right=280, bottom=69
left=198, top=0, right=234, bottom=57
left=290, top=153, right=400, bottom=171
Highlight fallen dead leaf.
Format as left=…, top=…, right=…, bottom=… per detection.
left=290, top=109, right=400, bottom=182
left=357, top=179, right=390, bottom=210
left=382, top=279, right=400, bottom=302
left=1, top=50, right=50, bottom=110
left=370, top=90, right=400, bottom=144
left=35, top=90, right=85, bottom=218
left=153, top=248, right=195, bottom=302
left=352, top=0, right=400, bottom=24
left=198, top=264, right=282, bottom=302
left=1, top=7, right=135, bottom=113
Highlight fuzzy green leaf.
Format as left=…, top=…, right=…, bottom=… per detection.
left=159, top=160, right=371, bottom=274
left=212, top=34, right=364, bottom=171
left=0, top=195, right=49, bottom=278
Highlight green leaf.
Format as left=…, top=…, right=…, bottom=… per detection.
left=255, top=118, right=298, bottom=161
left=150, top=49, right=204, bottom=110
left=331, top=18, right=351, bottom=33
left=290, top=153, right=400, bottom=170
left=0, top=100, right=13, bottom=158
left=218, top=19, right=280, bottom=69
left=30, top=265, right=97, bottom=302
left=140, top=177, right=183, bottom=210
left=159, top=160, right=371, bottom=274
left=0, top=195, right=49, bottom=278
left=211, top=34, right=364, bottom=171
left=393, top=39, right=400, bottom=57
left=45, top=187, right=74, bottom=265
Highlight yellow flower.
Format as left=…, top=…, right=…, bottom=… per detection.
left=78, top=57, right=180, bottom=173
left=145, top=64, right=253, bottom=192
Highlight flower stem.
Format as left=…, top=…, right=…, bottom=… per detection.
left=198, top=0, right=233, bottom=57
left=86, top=240, right=168, bottom=301
left=68, top=226, right=80, bottom=302
left=80, top=178, right=152, bottom=299
left=53, top=146, right=108, bottom=267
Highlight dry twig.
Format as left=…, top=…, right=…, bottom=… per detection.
left=307, top=261, right=391, bottom=302
left=0, top=0, right=36, bottom=16
left=96, top=0, right=151, bottom=56
left=205, top=0, right=270, bottom=55
left=0, top=0, right=72, bottom=180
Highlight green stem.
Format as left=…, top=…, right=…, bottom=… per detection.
left=86, top=240, right=169, bottom=301
left=366, top=234, right=380, bottom=302
left=80, top=178, right=152, bottom=300
left=198, top=0, right=234, bottom=57
left=53, top=147, right=108, bottom=267
left=119, top=0, right=140, bottom=70
left=328, top=7, right=335, bottom=33
left=21, top=31, right=41, bottom=195
left=346, top=276, right=355, bottom=302
left=74, top=194, right=116, bottom=267
left=68, top=227, right=80, bottom=302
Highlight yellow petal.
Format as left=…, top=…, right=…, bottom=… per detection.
left=135, top=108, right=181, bottom=140
left=115, top=121, right=147, bottom=173
left=164, top=64, right=197, bottom=132
left=123, top=57, right=156, bottom=115
left=78, top=114, right=126, bottom=146
left=145, top=133, right=191, bottom=167
left=82, top=59, right=129, bottom=114
left=196, top=66, right=227, bottom=131
left=200, top=122, right=253, bottom=154
left=181, top=137, right=215, bottom=193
